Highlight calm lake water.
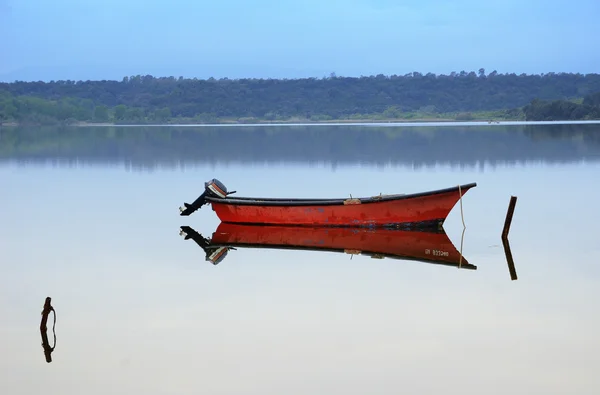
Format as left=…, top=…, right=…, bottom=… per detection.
left=1, top=123, right=599, bottom=395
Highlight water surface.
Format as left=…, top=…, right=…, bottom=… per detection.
left=1, top=123, right=599, bottom=395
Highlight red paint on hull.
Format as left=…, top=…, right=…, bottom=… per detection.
left=210, top=183, right=475, bottom=228
left=210, top=223, right=473, bottom=269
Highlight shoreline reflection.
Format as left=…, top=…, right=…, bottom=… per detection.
left=1, top=123, right=599, bottom=169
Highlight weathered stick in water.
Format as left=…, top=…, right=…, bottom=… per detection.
left=40, top=297, right=56, bottom=363
left=502, top=196, right=518, bottom=239
left=501, top=196, right=518, bottom=281
left=40, top=297, right=54, bottom=331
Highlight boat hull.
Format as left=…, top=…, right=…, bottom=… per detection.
left=209, top=183, right=476, bottom=228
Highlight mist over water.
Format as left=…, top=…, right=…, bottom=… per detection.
left=1, top=123, right=599, bottom=395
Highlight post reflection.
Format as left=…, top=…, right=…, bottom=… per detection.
left=503, top=236, right=518, bottom=281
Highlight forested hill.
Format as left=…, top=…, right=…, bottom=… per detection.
left=2, top=71, right=600, bottom=123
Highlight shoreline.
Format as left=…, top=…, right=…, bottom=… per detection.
left=0, top=117, right=464, bottom=127
left=3, top=119, right=600, bottom=128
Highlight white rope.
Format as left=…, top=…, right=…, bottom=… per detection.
left=459, top=226, right=465, bottom=268
left=458, top=184, right=466, bottom=229
left=458, top=184, right=466, bottom=268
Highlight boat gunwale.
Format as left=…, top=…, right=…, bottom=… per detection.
left=206, top=182, right=477, bottom=207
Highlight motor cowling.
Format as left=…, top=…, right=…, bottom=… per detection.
left=204, top=178, right=229, bottom=199
left=205, top=246, right=229, bottom=265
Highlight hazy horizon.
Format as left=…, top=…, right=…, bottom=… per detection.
left=2, top=69, right=600, bottom=84
left=1, top=0, right=599, bottom=83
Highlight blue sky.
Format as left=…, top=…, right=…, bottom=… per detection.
left=1, top=0, right=598, bottom=81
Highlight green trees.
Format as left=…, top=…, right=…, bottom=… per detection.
left=1, top=71, right=600, bottom=124
left=523, top=92, right=600, bottom=121
left=583, top=91, right=600, bottom=107
left=94, top=105, right=110, bottom=122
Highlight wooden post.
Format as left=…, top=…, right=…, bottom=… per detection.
left=501, top=196, right=518, bottom=281
left=502, top=196, right=518, bottom=239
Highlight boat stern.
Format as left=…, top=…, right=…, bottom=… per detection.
left=179, top=178, right=235, bottom=216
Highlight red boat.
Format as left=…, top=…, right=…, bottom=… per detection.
left=179, top=223, right=474, bottom=269
left=180, top=179, right=477, bottom=229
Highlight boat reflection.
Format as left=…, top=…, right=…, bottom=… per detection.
left=179, top=223, right=475, bottom=270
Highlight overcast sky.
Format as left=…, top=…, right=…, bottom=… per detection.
left=1, top=0, right=599, bottom=81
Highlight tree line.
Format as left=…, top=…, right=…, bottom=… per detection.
left=523, top=91, right=600, bottom=121
left=1, top=71, right=600, bottom=124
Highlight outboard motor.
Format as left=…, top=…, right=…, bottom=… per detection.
left=180, top=178, right=234, bottom=216
left=179, top=226, right=230, bottom=265
left=204, top=246, right=230, bottom=265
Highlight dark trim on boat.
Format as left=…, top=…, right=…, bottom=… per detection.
left=206, top=183, right=477, bottom=207
left=215, top=221, right=448, bottom=232
left=221, top=218, right=446, bottom=229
